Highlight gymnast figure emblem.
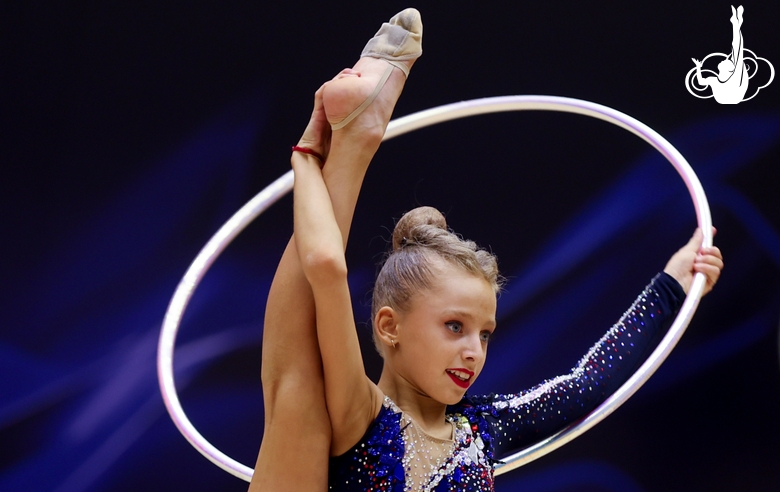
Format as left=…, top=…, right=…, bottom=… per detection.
left=685, top=5, right=774, bottom=104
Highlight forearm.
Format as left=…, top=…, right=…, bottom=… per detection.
left=292, top=153, right=347, bottom=281
left=479, top=273, right=685, bottom=458
left=695, top=66, right=706, bottom=86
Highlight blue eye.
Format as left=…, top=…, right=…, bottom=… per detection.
left=480, top=331, right=492, bottom=343
left=446, top=321, right=462, bottom=333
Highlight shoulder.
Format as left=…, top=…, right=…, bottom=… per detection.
left=447, top=394, right=506, bottom=461
left=329, top=398, right=406, bottom=490
left=340, top=393, right=401, bottom=454
left=447, top=394, right=496, bottom=433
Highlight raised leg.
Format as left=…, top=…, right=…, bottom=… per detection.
left=249, top=10, right=421, bottom=491
left=729, top=6, right=744, bottom=62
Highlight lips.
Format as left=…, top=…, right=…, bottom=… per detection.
left=446, top=368, right=474, bottom=389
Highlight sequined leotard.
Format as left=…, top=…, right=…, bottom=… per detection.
left=328, top=273, right=684, bottom=491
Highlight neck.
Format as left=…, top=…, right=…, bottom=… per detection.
left=377, top=365, right=449, bottom=431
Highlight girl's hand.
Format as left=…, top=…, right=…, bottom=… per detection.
left=296, top=83, right=332, bottom=162
left=663, top=228, right=724, bottom=295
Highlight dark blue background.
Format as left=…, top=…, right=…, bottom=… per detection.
left=3, top=2, right=779, bottom=491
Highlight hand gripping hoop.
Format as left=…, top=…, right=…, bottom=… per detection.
left=157, top=95, right=712, bottom=481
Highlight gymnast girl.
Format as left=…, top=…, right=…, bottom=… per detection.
left=248, top=8, right=723, bottom=491
left=692, top=5, right=748, bottom=104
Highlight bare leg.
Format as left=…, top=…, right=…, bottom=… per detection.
left=249, top=23, right=418, bottom=492
left=730, top=6, right=744, bottom=66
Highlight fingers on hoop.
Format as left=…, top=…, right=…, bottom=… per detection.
left=694, top=245, right=724, bottom=289
left=685, top=227, right=718, bottom=252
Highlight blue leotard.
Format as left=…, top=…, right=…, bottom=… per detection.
left=328, top=273, right=684, bottom=491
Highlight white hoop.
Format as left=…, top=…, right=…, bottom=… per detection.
left=157, top=95, right=712, bottom=481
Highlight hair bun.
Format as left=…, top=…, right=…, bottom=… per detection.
left=392, top=206, right=448, bottom=251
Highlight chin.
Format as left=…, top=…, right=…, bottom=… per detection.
left=442, top=390, right=467, bottom=406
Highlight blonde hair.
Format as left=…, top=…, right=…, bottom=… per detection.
left=371, top=207, right=503, bottom=352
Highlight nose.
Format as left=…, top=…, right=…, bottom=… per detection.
left=461, top=333, right=483, bottom=362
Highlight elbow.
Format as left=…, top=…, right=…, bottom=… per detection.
left=302, top=248, right=348, bottom=284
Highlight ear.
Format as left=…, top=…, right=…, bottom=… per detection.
left=374, top=306, right=400, bottom=349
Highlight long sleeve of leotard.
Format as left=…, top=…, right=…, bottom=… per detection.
left=467, top=272, right=685, bottom=460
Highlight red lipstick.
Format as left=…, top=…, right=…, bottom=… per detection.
left=445, top=368, right=474, bottom=389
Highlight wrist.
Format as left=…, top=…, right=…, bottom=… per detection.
left=291, top=145, right=325, bottom=166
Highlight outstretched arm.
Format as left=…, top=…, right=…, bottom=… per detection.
left=471, top=229, right=723, bottom=459
left=692, top=58, right=711, bottom=87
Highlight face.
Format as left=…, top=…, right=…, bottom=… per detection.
left=390, top=259, right=497, bottom=405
